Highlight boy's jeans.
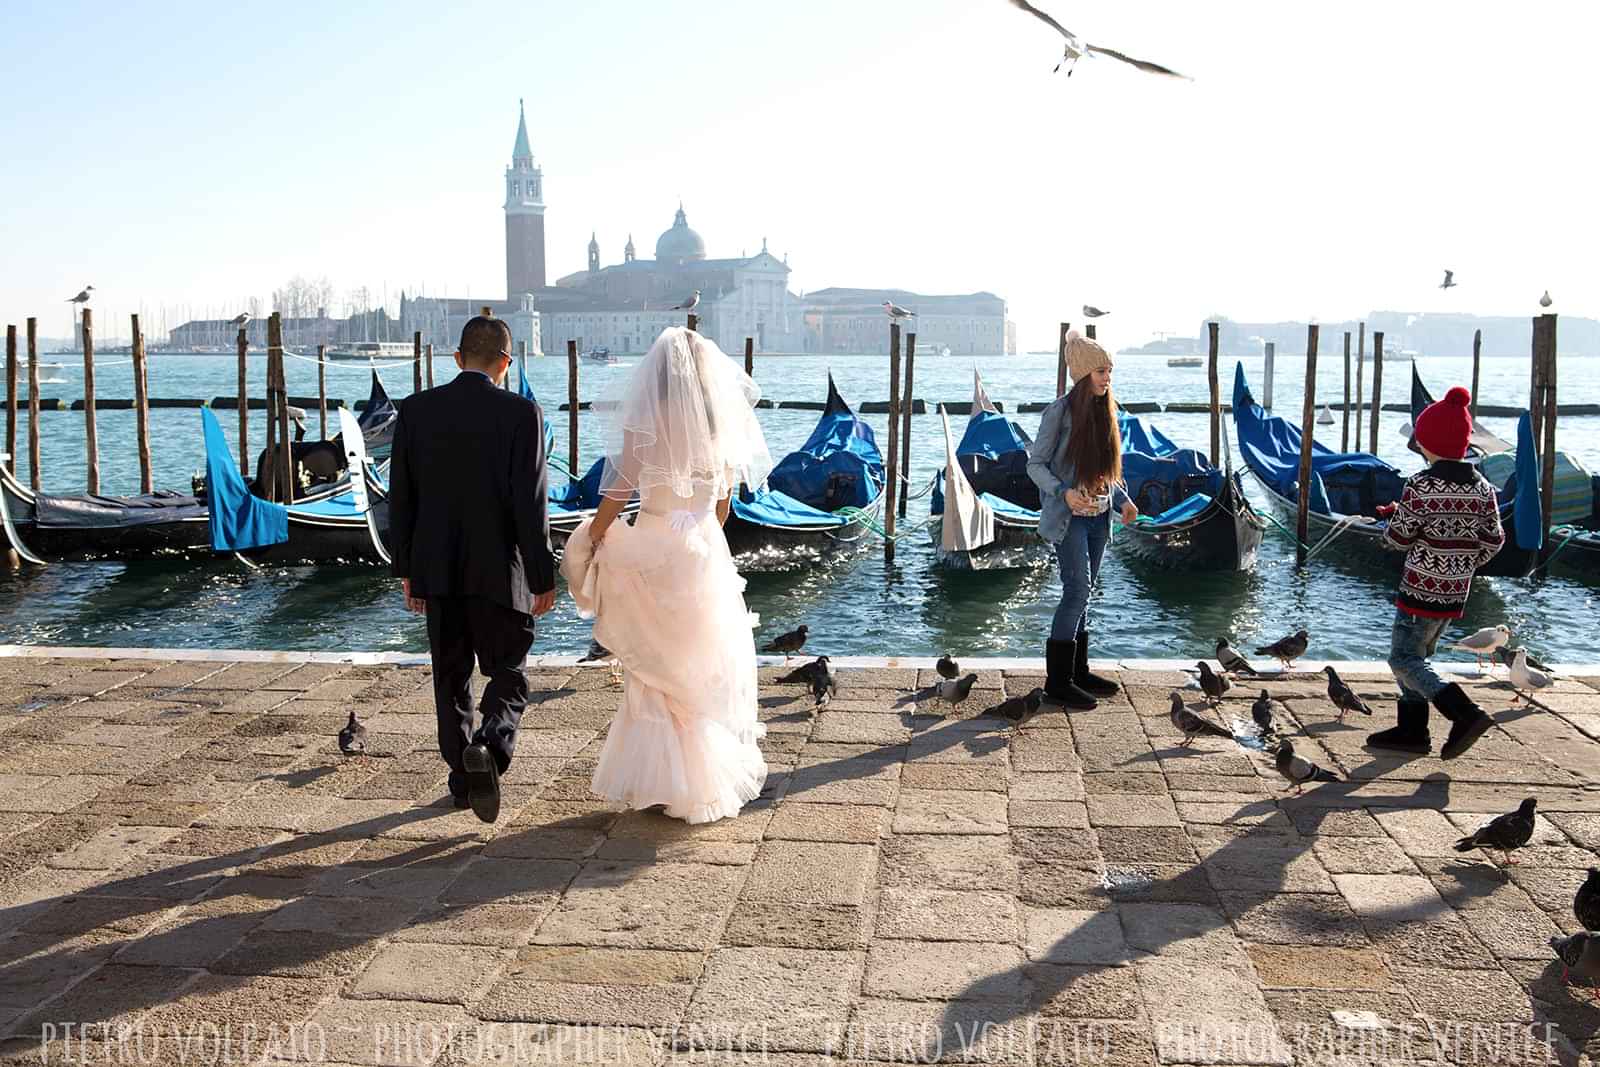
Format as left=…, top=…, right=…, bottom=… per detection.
left=1388, top=607, right=1451, bottom=703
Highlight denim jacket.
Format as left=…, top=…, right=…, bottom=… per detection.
left=1026, top=394, right=1131, bottom=545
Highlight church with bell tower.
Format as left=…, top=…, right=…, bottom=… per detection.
left=505, top=99, right=546, bottom=297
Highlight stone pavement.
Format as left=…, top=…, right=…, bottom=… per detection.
left=1, top=653, right=1599, bottom=1067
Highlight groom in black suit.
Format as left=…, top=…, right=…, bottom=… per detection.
left=388, top=315, right=556, bottom=823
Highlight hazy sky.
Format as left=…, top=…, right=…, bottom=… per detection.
left=2, top=0, right=1596, bottom=350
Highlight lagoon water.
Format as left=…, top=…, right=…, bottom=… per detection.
left=2, top=348, right=1596, bottom=662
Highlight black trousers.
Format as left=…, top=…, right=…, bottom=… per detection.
left=425, top=595, right=536, bottom=794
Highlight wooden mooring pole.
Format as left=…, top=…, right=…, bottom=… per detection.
left=899, top=332, right=916, bottom=519
left=567, top=340, right=579, bottom=476
left=1262, top=342, right=1275, bottom=411
left=1535, top=314, right=1558, bottom=547
left=1055, top=322, right=1071, bottom=398
left=1529, top=326, right=1545, bottom=447
left=1085, top=323, right=1097, bottom=341
left=131, top=314, right=152, bottom=494
left=1341, top=331, right=1351, bottom=453
left=1368, top=331, right=1384, bottom=455
left=82, top=308, right=99, bottom=494
left=1470, top=329, right=1482, bottom=422
left=236, top=326, right=250, bottom=478
left=744, top=337, right=754, bottom=379
left=317, top=345, right=328, bottom=439
left=5, top=325, right=15, bottom=475
left=686, top=313, right=698, bottom=333
left=1354, top=323, right=1365, bottom=449
left=270, top=312, right=294, bottom=503
left=1295, top=323, right=1320, bottom=566
left=426, top=343, right=436, bottom=390
left=412, top=332, right=423, bottom=395
left=884, top=323, right=901, bottom=565
left=26, top=319, right=39, bottom=490
left=1206, top=322, right=1220, bottom=467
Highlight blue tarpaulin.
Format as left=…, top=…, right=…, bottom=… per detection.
left=932, top=403, right=1039, bottom=519
left=201, top=407, right=287, bottom=551
left=518, top=364, right=557, bottom=460
left=758, top=377, right=884, bottom=517
left=1118, top=412, right=1179, bottom=458
left=1513, top=412, right=1544, bottom=551
left=551, top=458, right=612, bottom=513
left=732, top=487, right=849, bottom=528
left=1140, top=492, right=1212, bottom=526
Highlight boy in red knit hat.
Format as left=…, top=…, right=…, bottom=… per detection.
left=1367, top=386, right=1505, bottom=760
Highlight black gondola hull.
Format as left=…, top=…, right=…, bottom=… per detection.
left=929, top=512, right=1047, bottom=571
left=1116, top=482, right=1264, bottom=571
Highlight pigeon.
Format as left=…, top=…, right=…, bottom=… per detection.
left=579, top=639, right=612, bottom=663
left=1005, top=0, right=1191, bottom=80
left=229, top=312, right=252, bottom=328
left=1453, top=798, right=1537, bottom=866
left=337, top=711, right=366, bottom=756
left=1195, top=661, right=1230, bottom=705
left=66, top=286, right=94, bottom=305
left=1549, top=931, right=1600, bottom=999
left=1215, top=638, right=1260, bottom=678
left=762, top=625, right=809, bottom=661
left=1540, top=291, right=1553, bottom=309
left=1169, top=691, right=1232, bottom=747
left=1575, top=868, right=1600, bottom=932
left=1440, top=270, right=1456, bottom=290
left=935, top=653, right=960, bottom=681
left=1508, top=648, right=1554, bottom=704
left=1081, top=305, right=1109, bottom=318
left=883, top=301, right=916, bottom=321
left=809, top=656, right=838, bottom=709
left=1453, top=625, right=1511, bottom=670
left=987, top=687, right=1043, bottom=722
left=1256, top=629, right=1309, bottom=670
left=778, top=656, right=829, bottom=685
left=1492, top=645, right=1551, bottom=674
left=936, top=673, right=979, bottom=708
left=1273, top=741, right=1340, bottom=794
left=1250, top=690, right=1279, bottom=737
left=671, top=290, right=701, bottom=312
left=1323, top=665, right=1373, bottom=722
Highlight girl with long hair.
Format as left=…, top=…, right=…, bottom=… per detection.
left=1026, top=332, right=1139, bottom=709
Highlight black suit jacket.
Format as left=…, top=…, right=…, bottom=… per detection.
left=388, top=371, right=555, bottom=615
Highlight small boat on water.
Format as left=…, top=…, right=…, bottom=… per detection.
left=722, top=375, right=886, bottom=569
left=583, top=346, right=619, bottom=365
left=1316, top=405, right=1335, bottom=426
left=1115, top=410, right=1263, bottom=571
left=929, top=372, right=1043, bottom=571
left=326, top=341, right=417, bottom=362
left=1167, top=356, right=1203, bottom=368
left=1233, top=362, right=1541, bottom=578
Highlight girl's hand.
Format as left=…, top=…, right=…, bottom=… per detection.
left=1064, top=488, right=1092, bottom=515
left=1120, top=500, right=1138, bottom=525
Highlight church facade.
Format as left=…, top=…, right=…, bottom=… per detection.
left=399, top=104, right=1010, bottom=357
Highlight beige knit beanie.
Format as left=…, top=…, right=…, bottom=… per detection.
left=1066, top=331, right=1107, bottom=385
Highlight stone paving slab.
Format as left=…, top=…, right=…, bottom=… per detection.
left=0, top=655, right=1596, bottom=1066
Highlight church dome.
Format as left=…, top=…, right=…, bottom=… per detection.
left=654, top=204, right=706, bottom=264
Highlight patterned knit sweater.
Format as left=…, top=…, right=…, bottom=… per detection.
left=1382, top=460, right=1505, bottom=618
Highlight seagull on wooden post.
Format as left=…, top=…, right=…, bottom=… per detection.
left=229, top=312, right=252, bottom=329
left=883, top=301, right=916, bottom=322
left=671, top=290, right=701, bottom=312
left=1440, top=270, right=1456, bottom=290
left=1540, top=290, right=1553, bottom=308
left=1004, top=0, right=1191, bottom=80
left=67, top=286, right=94, bottom=305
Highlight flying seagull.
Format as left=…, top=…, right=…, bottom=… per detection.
left=1082, top=305, right=1109, bottom=318
left=1440, top=270, right=1456, bottom=290
left=671, top=290, right=701, bottom=312
left=66, top=286, right=94, bottom=305
left=1005, top=0, right=1190, bottom=80
left=1539, top=290, right=1553, bottom=308
left=883, top=301, right=916, bottom=321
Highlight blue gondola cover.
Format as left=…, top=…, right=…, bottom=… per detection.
left=517, top=364, right=558, bottom=461
left=1513, top=412, right=1544, bottom=552
left=932, top=399, right=1039, bottom=518
left=201, top=408, right=288, bottom=551
left=757, top=377, right=884, bottom=514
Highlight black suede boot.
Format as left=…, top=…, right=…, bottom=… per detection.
left=1433, top=683, right=1493, bottom=760
left=1043, top=638, right=1096, bottom=710
left=1365, top=698, right=1431, bottom=755
left=1073, top=630, right=1120, bottom=698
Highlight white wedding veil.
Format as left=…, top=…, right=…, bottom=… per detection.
left=599, top=327, right=772, bottom=500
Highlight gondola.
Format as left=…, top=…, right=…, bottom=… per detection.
left=722, top=375, right=885, bottom=568
left=245, top=371, right=397, bottom=498
left=1233, top=362, right=1541, bottom=579
left=1411, top=364, right=1600, bottom=580
left=929, top=372, right=1044, bottom=570
left=1114, top=410, right=1264, bottom=571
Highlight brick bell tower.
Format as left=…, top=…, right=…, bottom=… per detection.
left=505, top=99, right=546, bottom=297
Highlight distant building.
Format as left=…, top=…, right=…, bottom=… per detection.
left=167, top=309, right=404, bottom=351
left=1201, top=312, right=1600, bottom=359
left=800, top=289, right=1008, bottom=355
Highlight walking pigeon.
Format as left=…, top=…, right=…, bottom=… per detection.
left=337, top=711, right=366, bottom=756
left=988, top=687, right=1043, bottom=722
left=1169, top=691, right=1232, bottom=747
left=1323, top=666, right=1373, bottom=721
left=1195, top=661, right=1230, bottom=705
left=1453, top=798, right=1537, bottom=866
left=936, top=673, right=979, bottom=708
left=1273, top=741, right=1340, bottom=794
left=935, top=653, right=960, bottom=680
left=1575, top=868, right=1600, bottom=932
left=1215, top=638, right=1260, bottom=678
left=762, top=625, right=809, bottom=661
left=1550, top=931, right=1600, bottom=1000
left=1453, top=625, right=1510, bottom=670
left=1251, top=690, right=1279, bottom=738
left=1256, top=629, right=1309, bottom=670
left=809, top=656, right=839, bottom=709
left=778, top=656, right=829, bottom=686
left=1509, top=648, right=1554, bottom=704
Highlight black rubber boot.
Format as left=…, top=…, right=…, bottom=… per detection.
left=1365, top=698, right=1432, bottom=755
left=1073, top=630, right=1121, bottom=698
left=1043, top=638, right=1096, bottom=710
left=1433, top=683, right=1493, bottom=761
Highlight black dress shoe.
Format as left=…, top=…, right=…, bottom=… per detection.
left=461, top=743, right=501, bottom=823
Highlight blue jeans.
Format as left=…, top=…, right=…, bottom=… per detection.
left=1388, top=608, right=1451, bottom=703
left=1051, top=513, right=1110, bottom=641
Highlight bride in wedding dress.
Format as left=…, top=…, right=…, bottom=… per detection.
left=560, top=326, right=772, bottom=823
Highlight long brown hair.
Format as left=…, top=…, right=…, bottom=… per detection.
left=1065, top=376, right=1121, bottom=495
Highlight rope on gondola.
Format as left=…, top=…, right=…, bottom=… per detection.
left=830, top=506, right=932, bottom=542
left=1303, top=513, right=1377, bottom=564
left=1540, top=525, right=1581, bottom=568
